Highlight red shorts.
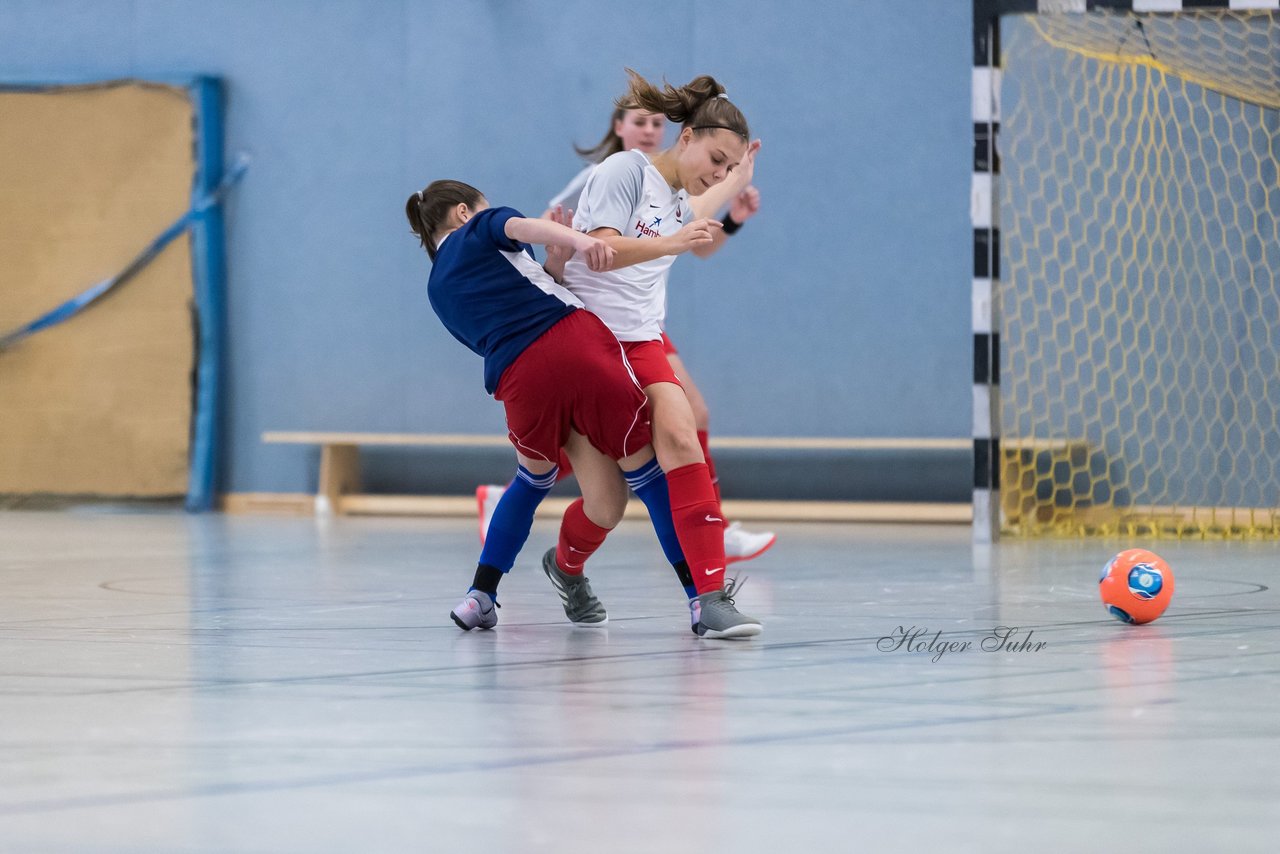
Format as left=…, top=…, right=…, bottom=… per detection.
left=495, top=310, right=651, bottom=462
left=622, top=339, right=681, bottom=388
left=660, top=332, right=678, bottom=355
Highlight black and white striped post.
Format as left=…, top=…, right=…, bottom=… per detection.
left=972, top=1, right=1013, bottom=543
left=971, top=0, right=1270, bottom=542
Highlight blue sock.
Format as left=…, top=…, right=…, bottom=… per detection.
left=623, top=459, right=695, bottom=599
left=478, top=465, right=556, bottom=572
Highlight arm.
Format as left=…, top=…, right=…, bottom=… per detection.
left=540, top=206, right=574, bottom=282
left=589, top=218, right=723, bottom=269
left=691, top=185, right=760, bottom=259
left=689, top=139, right=761, bottom=219
left=505, top=215, right=614, bottom=273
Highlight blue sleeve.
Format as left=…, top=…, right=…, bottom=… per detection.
left=476, top=206, right=523, bottom=252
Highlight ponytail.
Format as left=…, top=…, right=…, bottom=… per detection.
left=616, top=68, right=749, bottom=140
left=405, top=179, right=485, bottom=261
left=574, top=107, right=628, bottom=164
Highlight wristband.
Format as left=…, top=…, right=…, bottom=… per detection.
left=723, top=214, right=742, bottom=236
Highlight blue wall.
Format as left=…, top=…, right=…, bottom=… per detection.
left=0, top=0, right=973, bottom=496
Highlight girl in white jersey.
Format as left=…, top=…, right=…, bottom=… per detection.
left=478, top=102, right=775, bottom=566
left=552, top=71, right=764, bottom=637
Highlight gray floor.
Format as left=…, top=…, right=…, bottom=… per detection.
left=1, top=509, right=1277, bottom=853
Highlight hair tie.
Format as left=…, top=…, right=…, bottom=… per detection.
left=717, top=93, right=729, bottom=99
left=416, top=190, right=424, bottom=201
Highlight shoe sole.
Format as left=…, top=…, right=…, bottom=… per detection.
left=451, top=610, right=496, bottom=631
left=695, top=622, right=763, bottom=640
left=725, top=533, right=777, bottom=565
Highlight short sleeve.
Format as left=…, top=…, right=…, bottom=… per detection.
left=576, top=152, right=644, bottom=235
left=475, top=206, right=523, bottom=252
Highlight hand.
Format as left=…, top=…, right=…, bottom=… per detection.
left=668, top=217, right=723, bottom=254
left=543, top=206, right=576, bottom=268
left=728, top=185, right=760, bottom=224
left=730, top=138, right=761, bottom=187
left=573, top=232, right=615, bottom=272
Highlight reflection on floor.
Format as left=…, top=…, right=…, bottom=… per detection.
left=1, top=510, right=1277, bottom=853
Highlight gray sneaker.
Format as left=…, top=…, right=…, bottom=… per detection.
left=451, top=589, right=498, bottom=631
left=694, top=577, right=762, bottom=639
left=541, top=548, right=608, bottom=626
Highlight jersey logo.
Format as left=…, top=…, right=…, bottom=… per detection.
left=633, top=218, right=662, bottom=238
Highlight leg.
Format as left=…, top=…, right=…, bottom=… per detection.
left=644, top=383, right=760, bottom=638
left=550, top=431, right=627, bottom=574
left=540, top=435, right=616, bottom=626
left=452, top=452, right=559, bottom=631
left=452, top=451, right=559, bottom=630
left=666, top=350, right=777, bottom=564
left=615, top=441, right=702, bottom=626
left=665, top=351, right=710, bottom=433
left=566, top=431, right=629, bottom=529
left=666, top=350, right=720, bottom=508
left=477, top=447, right=575, bottom=544
left=478, top=452, right=557, bottom=575
left=646, top=380, right=706, bottom=471
left=644, top=381, right=727, bottom=590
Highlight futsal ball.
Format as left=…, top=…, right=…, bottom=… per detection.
left=1098, top=548, right=1175, bottom=625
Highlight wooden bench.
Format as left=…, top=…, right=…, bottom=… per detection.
left=254, top=431, right=974, bottom=523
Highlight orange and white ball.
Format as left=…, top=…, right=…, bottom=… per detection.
left=1099, top=548, right=1174, bottom=624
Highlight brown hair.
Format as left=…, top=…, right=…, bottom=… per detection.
left=405, top=179, right=485, bottom=261
left=573, top=106, right=627, bottom=164
left=615, top=69, right=749, bottom=141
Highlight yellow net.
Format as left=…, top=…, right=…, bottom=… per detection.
left=998, top=10, right=1280, bottom=537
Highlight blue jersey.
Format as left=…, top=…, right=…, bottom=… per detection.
left=427, top=206, right=584, bottom=393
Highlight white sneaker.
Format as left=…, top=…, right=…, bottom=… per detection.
left=476, top=484, right=506, bottom=544
left=450, top=590, right=498, bottom=630
left=723, top=521, right=776, bottom=564
left=688, top=597, right=701, bottom=634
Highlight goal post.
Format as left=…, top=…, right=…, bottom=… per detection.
left=971, top=0, right=1280, bottom=540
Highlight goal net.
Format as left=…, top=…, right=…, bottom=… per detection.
left=997, top=8, right=1280, bottom=537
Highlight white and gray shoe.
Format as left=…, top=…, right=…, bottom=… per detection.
left=451, top=589, right=498, bottom=631
left=694, top=577, right=762, bottom=639
left=541, top=548, right=607, bottom=626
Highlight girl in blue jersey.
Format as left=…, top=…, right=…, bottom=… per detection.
left=407, top=180, right=761, bottom=639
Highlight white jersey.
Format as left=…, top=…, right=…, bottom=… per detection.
left=562, top=150, right=687, bottom=342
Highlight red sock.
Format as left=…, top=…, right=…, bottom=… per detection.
left=556, top=498, right=610, bottom=575
left=665, top=462, right=726, bottom=595
left=696, top=430, right=727, bottom=526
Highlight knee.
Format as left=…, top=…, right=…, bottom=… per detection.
left=655, top=423, right=703, bottom=464
left=582, top=494, right=626, bottom=529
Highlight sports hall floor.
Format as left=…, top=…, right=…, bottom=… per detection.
left=1, top=507, right=1277, bottom=853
